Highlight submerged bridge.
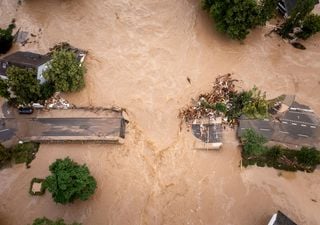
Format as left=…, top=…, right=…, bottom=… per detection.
left=0, top=108, right=126, bottom=144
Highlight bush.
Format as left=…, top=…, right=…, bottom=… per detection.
left=43, top=157, right=97, bottom=204
left=0, top=144, right=11, bottom=168
left=241, top=129, right=267, bottom=157
left=31, top=217, right=82, bottom=225
left=44, top=50, right=85, bottom=92
left=297, top=147, right=320, bottom=167
left=39, top=81, right=56, bottom=100
left=0, top=23, right=15, bottom=54
left=6, top=66, right=41, bottom=105
left=296, top=14, right=320, bottom=39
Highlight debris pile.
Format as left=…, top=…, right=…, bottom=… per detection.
left=179, top=74, right=238, bottom=124
left=44, top=93, right=75, bottom=109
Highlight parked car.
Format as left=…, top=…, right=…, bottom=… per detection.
left=18, top=107, right=33, bottom=114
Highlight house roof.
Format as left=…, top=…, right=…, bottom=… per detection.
left=192, top=122, right=223, bottom=143
left=272, top=211, right=297, bottom=225
left=1, top=51, right=51, bottom=68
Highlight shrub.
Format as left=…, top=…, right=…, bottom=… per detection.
left=44, top=50, right=85, bottom=92
left=296, top=14, right=320, bottom=39
left=241, top=129, right=267, bottom=157
left=31, top=217, right=82, bottom=225
left=0, top=23, right=15, bottom=54
left=297, top=147, right=320, bottom=167
left=43, top=157, right=97, bottom=204
left=6, top=66, right=41, bottom=105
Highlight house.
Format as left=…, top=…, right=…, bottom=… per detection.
left=268, top=211, right=298, bottom=225
left=0, top=51, right=51, bottom=84
left=192, top=117, right=223, bottom=150
left=237, top=99, right=320, bottom=149
left=277, top=0, right=320, bottom=17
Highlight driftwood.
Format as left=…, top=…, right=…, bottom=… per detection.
left=179, top=74, right=238, bottom=124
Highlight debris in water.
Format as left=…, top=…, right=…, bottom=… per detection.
left=187, top=77, right=191, bottom=84
left=291, top=42, right=306, bottom=50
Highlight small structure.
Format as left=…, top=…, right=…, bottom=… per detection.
left=237, top=97, right=320, bottom=149
left=268, top=211, right=298, bottom=225
left=0, top=51, right=51, bottom=83
left=192, top=117, right=223, bottom=150
left=278, top=0, right=320, bottom=17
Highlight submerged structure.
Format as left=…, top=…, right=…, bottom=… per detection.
left=192, top=117, right=223, bottom=150
left=268, top=211, right=298, bottom=225
left=237, top=96, right=320, bottom=149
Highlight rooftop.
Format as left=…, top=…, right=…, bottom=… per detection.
left=268, top=211, right=298, bottom=225
left=1, top=51, right=51, bottom=68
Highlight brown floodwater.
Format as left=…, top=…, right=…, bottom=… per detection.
left=1, top=0, right=320, bottom=225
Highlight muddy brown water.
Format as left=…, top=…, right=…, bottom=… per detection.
left=1, top=0, right=320, bottom=225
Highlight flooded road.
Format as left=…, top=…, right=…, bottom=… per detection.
left=1, top=0, right=320, bottom=224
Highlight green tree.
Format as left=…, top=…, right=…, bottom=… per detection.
left=0, top=23, right=15, bottom=54
left=6, top=66, right=41, bottom=105
left=296, top=14, right=320, bottom=39
left=0, top=78, right=10, bottom=99
left=31, top=217, right=82, bottom=225
left=241, top=129, right=267, bottom=157
left=43, top=157, right=97, bottom=204
left=256, top=0, right=278, bottom=25
left=297, top=147, right=320, bottom=167
left=278, top=0, right=317, bottom=38
left=44, top=50, right=85, bottom=92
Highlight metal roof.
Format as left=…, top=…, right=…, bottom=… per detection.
left=2, top=51, right=50, bottom=68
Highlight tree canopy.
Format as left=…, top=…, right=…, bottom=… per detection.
left=241, top=128, right=267, bottom=157
left=201, top=0, right=277, bottom=40
left=31, top=217, right=82, bottom=225
left=44, top=50, right=85, bottom=92
left=43, top=157, right=97, bottom=204
left=6, top=66, right=41, bottom=105
left=0, top=23, right=15, bottom=54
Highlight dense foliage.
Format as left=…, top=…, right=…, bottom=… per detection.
left=0, top=142, right=39, bottom=169
left=0, top=66, right=55, bottom=105
left=31, top=217, right=82, bottom=225
left=201, top=0, right=277, bottom=40
left=226, top=86, right=269, bottom=121
left=0, top=23, right=15, bottom=54
left=44, top=50, right=85, bottom=92
left=241, top=129, right=320, bottom=172
left=241, top=128, right=267, bottom=157
left=296, top=14, right=320, bottom=40
left=6, top=66, right=41, bottom=105
left=278, top=0, right=319, bottom=39
left=43, top=157, right=97, bottom=204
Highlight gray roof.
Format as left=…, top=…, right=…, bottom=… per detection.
left=192, top=123, right=222, bottom=143
left=283, top=0, right=298, bottom=16
left=290, top=101, right=311, bottom=111
left=237, top=102, right=320, bottom=148
left=273, top=211, right=297, bottom=225
left=2, top=51, right=51, bottom=67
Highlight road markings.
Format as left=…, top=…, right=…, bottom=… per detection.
left=301, top=124, right=307, bottom=127
left=280, top=130, right=289, bottom=134
left=0, top=129, right=9, bottom=133
left=282, top=121, right=288, bottom=124
left=292, top=123, right=297, bottom=125
left=298, top=134, right=309, bottom=138
left=310, top=126, right=316, bottom=129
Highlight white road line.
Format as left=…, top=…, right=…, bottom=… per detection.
left=301, top=124, right=307, bottom=127
left=282, top=121, right=288, bottom=124
left=298, top=134, right=309, bottom=138
left=259, top=128, right=271, bottom=131
left=292, top=123, right=297, bottom=125
left=0, top=129, right=9, bottom=133
left=280, top=131, right=289, bottom=134
left=310, top=126, right=316, bottom=129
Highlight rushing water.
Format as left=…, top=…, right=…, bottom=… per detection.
left=1, top=0, right=320, bottom=225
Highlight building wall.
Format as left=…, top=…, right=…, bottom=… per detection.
left=37, top=61, right=50, bottom=84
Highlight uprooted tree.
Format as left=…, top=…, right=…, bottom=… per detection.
left=42, top=157, right=97, bottom=204
left=44, top=50, right=86, bottom=92
left=201, top=0, right=277, bottom=40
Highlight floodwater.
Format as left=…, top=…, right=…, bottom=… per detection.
left=1, top=0, right=320, bottom=224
